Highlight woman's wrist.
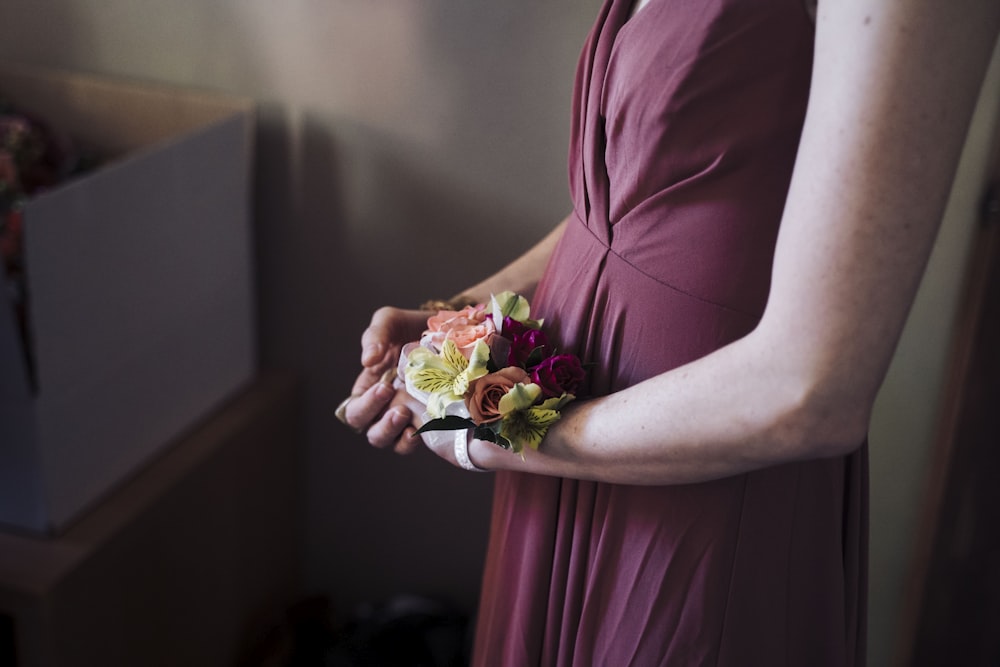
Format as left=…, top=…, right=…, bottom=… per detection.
left=464, top=399, right=588, bottom=475
left=454, top=429, right=489, bottom=472
left=467, top=437, right=507, bottom=471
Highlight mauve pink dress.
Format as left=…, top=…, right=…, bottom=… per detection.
left=471, top=0, right=868, bottom=665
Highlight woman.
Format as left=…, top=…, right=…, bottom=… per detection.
left=339, top=0, right=1000, bottom=664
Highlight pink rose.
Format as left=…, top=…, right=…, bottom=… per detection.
left=531, top=354, right=585, bottom=398
left=466, top=367, right=531, bottom=424
left=423, top=304, right=496, bottom=357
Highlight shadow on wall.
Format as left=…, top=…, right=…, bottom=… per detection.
left=238, top=2, right=580, bottom=625
left=250, top=106, right=529, bottom=612
left=177, top=4, right=548, bottom=623
left=0, top=0, right=588, bottom=651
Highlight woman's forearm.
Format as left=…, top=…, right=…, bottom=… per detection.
left=466, top=0, right=1000, bottom=484
left=469, top=325, right=869, bottom=485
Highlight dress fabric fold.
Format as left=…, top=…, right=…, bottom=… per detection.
left=472, top=1, right=868, bottom=665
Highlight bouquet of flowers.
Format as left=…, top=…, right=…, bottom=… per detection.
left=399, top=291, right=585, bottom=456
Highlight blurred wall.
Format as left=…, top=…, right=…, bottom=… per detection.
left=0, top=2, right=996, bottom=662
left=867, top=41, right=1000, bottom=667
left=0, top=0, right=601, bottom=620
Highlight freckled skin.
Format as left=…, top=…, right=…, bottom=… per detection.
left=347, top=0, right=1000, bottom=482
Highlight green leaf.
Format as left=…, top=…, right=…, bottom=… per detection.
left=489, top=291, right=532, bottom=323
left=474, top=425, right=513, bottom=450
left=539, top=393, right=575, bottom=411
left=495, top=433, right=514, bottom=451
left=415, top=416, right=475, bottom=434
left=474, top=425, right=497, bottom=442
left=524, top=346, right=547, bottom=369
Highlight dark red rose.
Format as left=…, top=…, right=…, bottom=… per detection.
left=531, top=354, right=585, bottom=398
left=504, top=317, right=550, bottom=368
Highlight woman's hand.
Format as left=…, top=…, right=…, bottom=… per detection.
left=359, top=377, right=492, bottom=470
left=338, top=220, right=565, bottom=460
left=420, top=425, right=494, bottom=472
left=337, top=303, right=492, bottom=468
left=337, top=306, right=428, bottom=453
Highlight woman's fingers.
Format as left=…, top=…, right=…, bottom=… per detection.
left=350, top=364, right=399, bottom=401
left=341, top=383, right=422, bottom=451
left=361, top=307, right=406, bottom=368
left=341, top=379, right=395, bottom=433
left=393, top=430, right=422, bottom=455
left=386, top=393, right=429, bottom=454
left=364, top=404, right=425, bottom=454
left=340, top=306, right=434, bottom=452
left=360, top=324, right=390, bottom=369
left=364, top=405, right=409, bottom=448
left=361, top=307, right=428, bottom=369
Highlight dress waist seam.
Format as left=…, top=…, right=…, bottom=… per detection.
left=570, top=212, right=761, bottom=321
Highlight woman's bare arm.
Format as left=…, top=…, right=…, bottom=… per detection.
left=465, top=0, right=1000, bottom=483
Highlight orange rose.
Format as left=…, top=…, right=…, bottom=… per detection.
left=466, top=367, right=531, bottom=424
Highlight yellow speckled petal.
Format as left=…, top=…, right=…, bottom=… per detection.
left=411, top=367, right=457, bottom=395
left=499, top=406, right=560, bottom=453
left=440, top=339, right=467, bottom=373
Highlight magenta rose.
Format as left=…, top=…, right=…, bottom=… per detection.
left=531, top=354, right=585, bottom=398
left=504, top=317, right=550, bottom=368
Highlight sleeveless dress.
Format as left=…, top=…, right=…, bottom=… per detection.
left=471, top=1, right=868, bottom=665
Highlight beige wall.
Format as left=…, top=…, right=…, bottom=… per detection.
left=867, top=40, right=1000, bottom=667
left=1, top=2, right=996, bottom=662
left=0, top=0, right=601, bottom=621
